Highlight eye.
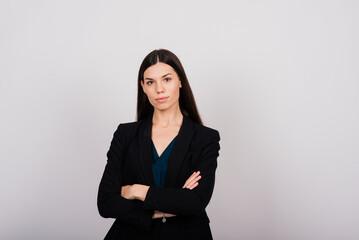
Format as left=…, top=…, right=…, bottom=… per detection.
left=146, top=81, right=153, bottom=85
left=164, top=78, right=171, bottom=82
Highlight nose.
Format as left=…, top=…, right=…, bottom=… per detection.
left=156, top=81, right=164, bottom=93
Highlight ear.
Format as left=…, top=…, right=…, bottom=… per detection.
left=179, top=81, right=182, bottom=88
left=140, top=81, right=145, bottom=91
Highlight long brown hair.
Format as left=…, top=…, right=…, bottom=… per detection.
left=136, top=49, right=202, bottom=125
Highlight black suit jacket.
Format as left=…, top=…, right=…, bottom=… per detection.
left=97, top=112, right=221, bottom=239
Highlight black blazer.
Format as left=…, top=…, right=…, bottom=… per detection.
left=97, top=112, right=221, bottom=240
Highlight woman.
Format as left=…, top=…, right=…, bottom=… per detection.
left=97, top=49, right=220, bottom=240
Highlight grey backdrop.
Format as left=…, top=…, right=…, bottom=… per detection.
left=1, top=0, right=358, bottom=239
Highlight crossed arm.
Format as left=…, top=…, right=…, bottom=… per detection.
left=121, top=171, right=201, bottom=219
left=98, top=124, right=220, bottom=230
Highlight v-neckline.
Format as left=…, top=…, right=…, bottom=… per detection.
left=152, top=135, right=177, bottom=158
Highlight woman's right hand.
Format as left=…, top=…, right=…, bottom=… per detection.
left=152, top=171, right=201, bottom=219
left=182, top=171, right=201, bottom=190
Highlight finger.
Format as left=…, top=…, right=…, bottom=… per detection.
left=186, top=175, right=202, bottom=188
left=121, top=185, right=129, bottom=198
left=186, top=171, right=199, bottom=182
left=185, top=171, right=200, bottom=185
left=186, top=175, right=201, bottom=187
left=187, top=181, right=199, bottom=190
left=184, top=175, right=201, bottom=189
left=184, top=172, right=201, bottom=188
left=152, top=210, right=162, bottom=219
left=183, top=172, right=197, bottom=188
left=183, top=171, right=200, bottom=188
left=186, top=174, right=201, bottom=185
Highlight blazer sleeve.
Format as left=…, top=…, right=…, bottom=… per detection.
left=143, top=129, right=220, bottom=217
left=97, top=124, right=153, bottom=231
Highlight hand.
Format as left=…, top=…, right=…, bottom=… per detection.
left=121, top=184, right=149, bottom=201
left=182, top=171, right=201, bottom=190
left=152, top=210, right=176, bottom=219
left=121, top=185, right=134, bottom=200
left=151, top=171, right=201, bottom=219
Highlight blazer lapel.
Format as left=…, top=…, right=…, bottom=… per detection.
left=165, top=115, right=194, bottom=187
left=138, top=113, right=155, bottom=185
left=138, top=112, right=194, bottom=187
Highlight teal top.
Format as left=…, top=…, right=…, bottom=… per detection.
left=152, top=136, right=177, bottom=188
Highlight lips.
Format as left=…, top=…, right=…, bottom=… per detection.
left=156, top=97, right=169, bottom=102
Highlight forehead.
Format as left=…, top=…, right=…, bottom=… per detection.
left=144, top=62, right=177, bottom=78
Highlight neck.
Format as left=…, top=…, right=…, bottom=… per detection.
left=152, top=105, right=183, bottom=127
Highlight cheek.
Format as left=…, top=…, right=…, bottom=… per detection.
left=144, top=89, right=156, bottom=103
left=169, top=83, right=181, bottom=92
left=174, top=86, right=181, bottom=96
left=142, top=87, right=151, bottom=97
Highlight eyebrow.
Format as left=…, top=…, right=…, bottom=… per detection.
left=144, top=73, right=172, bottom=81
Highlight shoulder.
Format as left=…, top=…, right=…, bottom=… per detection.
left=190, top=120, right=220, bottom=143
left=188, top=119, right=221, bottom=158
left=111, top=119, right=145, bottom=141
left=118, top=120, right=143, bottom=131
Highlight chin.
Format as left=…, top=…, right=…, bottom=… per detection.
left=154, top=103, right=173, bottom=112
left=155, top=106, right=169, bottom=111
left=152, top=100, right=179, bottom=112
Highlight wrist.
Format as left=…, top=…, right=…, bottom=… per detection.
left=133, top=184, right=149, bottom=201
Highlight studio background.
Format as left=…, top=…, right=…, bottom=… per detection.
left=1, top=1, right=358, bottom=239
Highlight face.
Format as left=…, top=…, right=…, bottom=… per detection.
left=141, top=62, right=182, bottom=112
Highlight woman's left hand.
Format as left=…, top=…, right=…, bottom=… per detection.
left=121, top=184, right=149, bottom=201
